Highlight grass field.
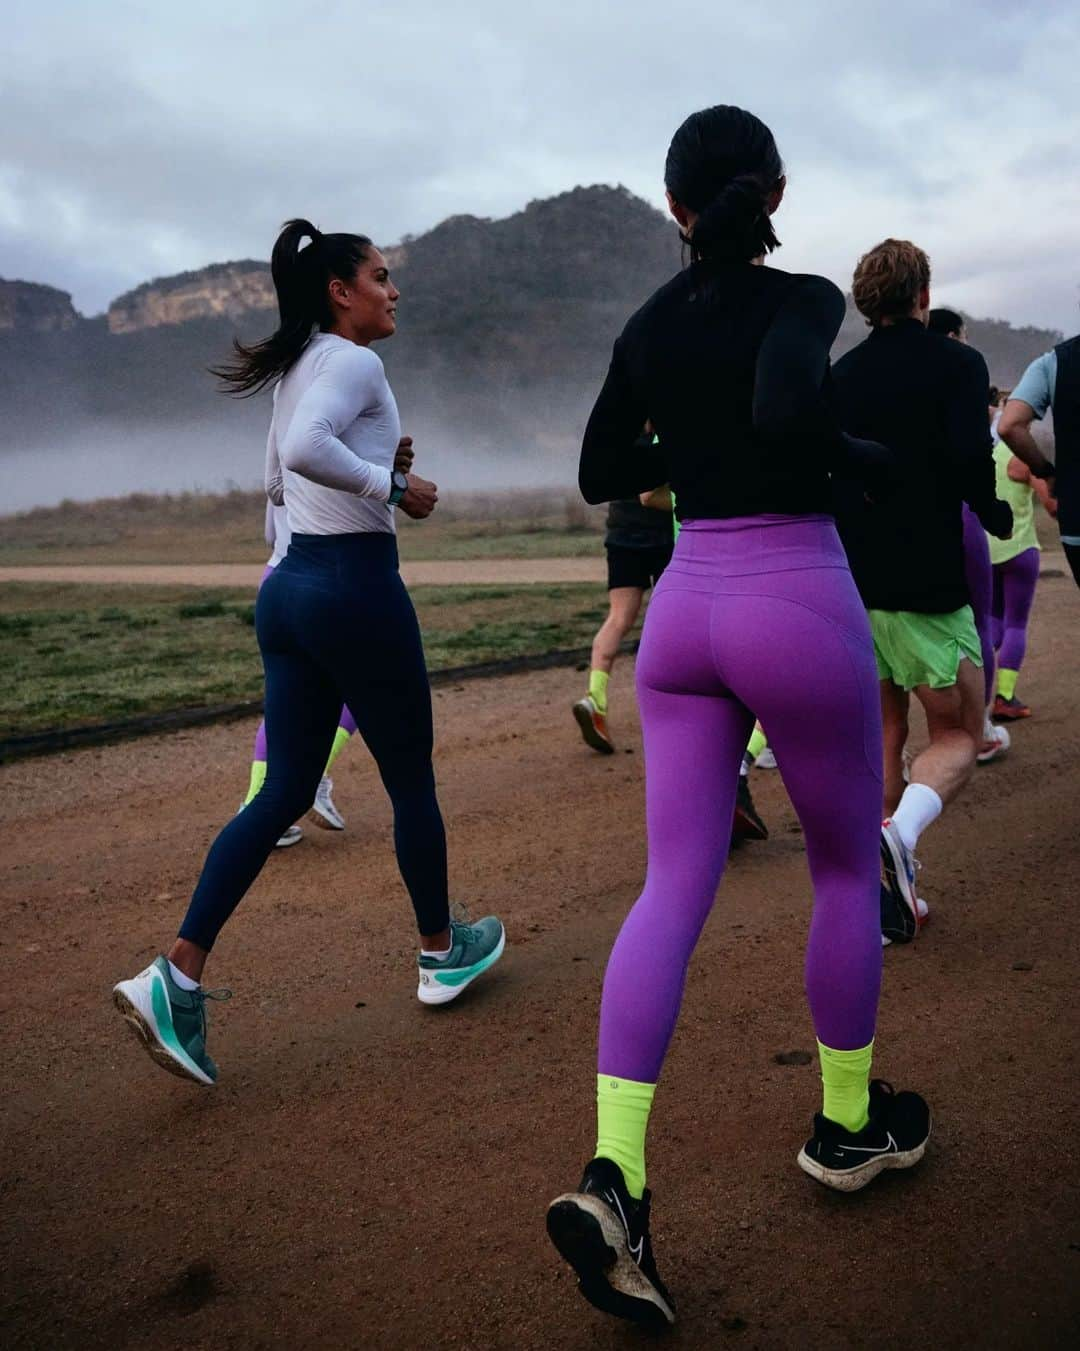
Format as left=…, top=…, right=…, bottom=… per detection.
left=0, top=580, right=621, bottom=738
left=0, top=488, right=606, bottom=566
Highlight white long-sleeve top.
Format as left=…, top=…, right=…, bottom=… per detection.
left=264, top=500, right=291, bottom=566
left=264, top=332, right=399, bottom=536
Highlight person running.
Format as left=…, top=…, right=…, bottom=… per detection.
left=572, top=445, right=674, bottom=754
left=545, top=107, right=930, bottom=1330
left=998, top=335, right=1078, bottom=588
left=113, top=219, right=505, bottom=1085
left=832, top=241, right=1013, bottom=945
left=243, top=501, right=359, bottom=848
left=988, top=401, right=1057, bottom=719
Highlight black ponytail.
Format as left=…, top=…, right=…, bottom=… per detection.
left=664, top=106, right=784, bottom=265
left=212, top=218, right=373, bottom=396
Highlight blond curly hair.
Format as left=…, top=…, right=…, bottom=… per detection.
left=852, top=239, right=931, bottom=327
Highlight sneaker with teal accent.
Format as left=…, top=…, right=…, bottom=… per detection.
left=112, top=956, right=231, bottom=1085
left=417, top=915, right=506, bottom=1005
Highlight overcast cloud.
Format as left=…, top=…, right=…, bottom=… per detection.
left=3, top=0, right=1078, bottom=331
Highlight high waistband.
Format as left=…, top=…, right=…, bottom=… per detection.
left=284, top=530, right=399, bottom=573
left=670, top=514, right=849, bottom=577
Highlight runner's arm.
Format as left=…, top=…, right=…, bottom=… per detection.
left=279, top=346, right=393, bottom=499
left=579, top=339, right=667, bottom=503
left=264, top=389, right=286, bottom=506
left=755, top=276, right=899, bottom=494
left=999, top=400, right=1056, bottom=483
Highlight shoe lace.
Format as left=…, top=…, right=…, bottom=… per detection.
left=192, top=986, right=232, bottom=1039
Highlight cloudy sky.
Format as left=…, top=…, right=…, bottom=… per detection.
left=3, top=0, right=1078, bottom=331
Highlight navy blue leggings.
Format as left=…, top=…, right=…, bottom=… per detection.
left=179, top=532, right=449, bottom=949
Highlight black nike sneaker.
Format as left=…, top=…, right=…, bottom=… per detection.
left=546, top=1157, right=676, bottom=1327
left=733, top=774, right=769, bottom=842
left=797, top=1079, right=931, bottom=1192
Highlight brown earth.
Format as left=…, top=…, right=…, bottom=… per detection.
left=1, top=570, right=1078, bottom=1350
left=0, top=559, right=605, bottom=588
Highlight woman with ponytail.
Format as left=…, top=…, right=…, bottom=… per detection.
left=546, top=107, right=929, bottom=1327
left=113, top=220, right=505, bottom=1085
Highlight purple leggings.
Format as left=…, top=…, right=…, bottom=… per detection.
left=597, top=516, right=884, bottom=1083
left=252, top=563, right=356, bottom=761
left=962, top=506, right=995, bottom=704
left=991, top=548, right=1040, bottom=673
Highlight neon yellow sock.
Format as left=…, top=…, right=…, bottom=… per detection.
left=324, top=724, right=352, bottom=772
left=596, top=1074, right=656, bottom=1199
left=747, top=724, right=768, bottom=761
left=997, top=668, right=1019, bottom=700
left=818, top=1040, right=873, bottom=1133
left=588, top=669, right=610, bottom=714
left=244, top=759, right=267, bottom=806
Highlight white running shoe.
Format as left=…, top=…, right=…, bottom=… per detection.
left=755, top=747, right=778, bottom=770
left=310, top=775, right=345, bottom=830
left=976, top=723, right=1010, bottom=764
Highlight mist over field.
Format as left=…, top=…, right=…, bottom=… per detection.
left=2, top=418, right=580, bottom=514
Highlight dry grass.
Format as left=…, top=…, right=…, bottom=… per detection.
left=0, top=488, right=606, bottom=566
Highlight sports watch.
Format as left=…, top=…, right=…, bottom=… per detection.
left=388, top=470, right=409, bottom=506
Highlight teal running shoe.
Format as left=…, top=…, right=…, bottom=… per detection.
left=417, top=914, right=506, bottom=1006
left=112, top=956, right=231, bottom=1085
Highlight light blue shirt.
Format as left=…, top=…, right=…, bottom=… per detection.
left=1010, top=350, right=1057, bottom=418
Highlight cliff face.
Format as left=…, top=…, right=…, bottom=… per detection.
left=107, top=261, right=276, bottom=333
left=0, top=279, right=80, bottom=332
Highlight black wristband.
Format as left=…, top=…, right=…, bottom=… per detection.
left=1033, top=461, right=1056, bottom=481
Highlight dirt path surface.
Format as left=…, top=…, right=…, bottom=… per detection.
left=0, top=558, right=605, bottom=588
left=2, top=571, right=1078, bottom=1350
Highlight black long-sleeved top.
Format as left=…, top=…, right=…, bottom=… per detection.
left=579, top=262, right=894, bottom=518
left=832, top=320, right=1011, bottom=614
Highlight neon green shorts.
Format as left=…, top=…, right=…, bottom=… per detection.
left=868, top=605, right=983, bottom=691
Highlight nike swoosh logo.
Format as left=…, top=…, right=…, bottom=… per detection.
left=836, top=1132, right=897, bottom=1156
left=603, top=1189, right=642, bottom=1265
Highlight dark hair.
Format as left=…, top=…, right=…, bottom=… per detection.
left=927, top=307, right=965, bottom=337
left=851, top=239, right=931, bottom=326
left=213, top=219, right=373, bottom=395
left=664, top=105, right=784, bottom=264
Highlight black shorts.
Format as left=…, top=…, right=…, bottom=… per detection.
left=606, top=542, right=673, bottom=592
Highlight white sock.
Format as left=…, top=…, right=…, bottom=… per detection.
left=891, top=783, right=942, bottom=853
left=740, top=754, right=750, bottom=777
left=167, top=959, right=200, bottom=991
left=420, top=943, right=453, bottom=961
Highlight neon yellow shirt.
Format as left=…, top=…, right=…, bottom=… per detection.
left=987, top=442, right=1039, bottom=565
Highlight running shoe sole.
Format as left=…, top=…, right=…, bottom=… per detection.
left=112, top=973, right=213, bottom=1086
left=796, top=1123, right=931, bottom=1192
left=546, top=1193, right=675, bottom=1328
left=992, top=704, right=1030, bottom=722
left=572, top=701, right=615, bottom=755
left=309, top=804, right=345, bottom=831
left=880, top=826, right=919, bottom=934
left=416, top=928, right=506, bottom=1006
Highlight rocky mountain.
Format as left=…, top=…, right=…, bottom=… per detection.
left=0, top=279, right=79, bottom=332
left=0, top=186, right=1066, bottom=508
left=107, top=261, right=276, bottom=333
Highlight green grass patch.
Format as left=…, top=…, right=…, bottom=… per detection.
left=0, top=580, right=632, bottom=739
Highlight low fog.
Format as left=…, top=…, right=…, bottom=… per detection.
left=3, top=419, right=582, bottom=515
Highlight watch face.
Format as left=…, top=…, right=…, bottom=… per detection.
left=393, top=471, right=408, bottom=492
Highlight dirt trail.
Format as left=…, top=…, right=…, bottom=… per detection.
left=0, top=558, right=605, bottom=588
left=1, top=570, right=1078, bottom=1349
